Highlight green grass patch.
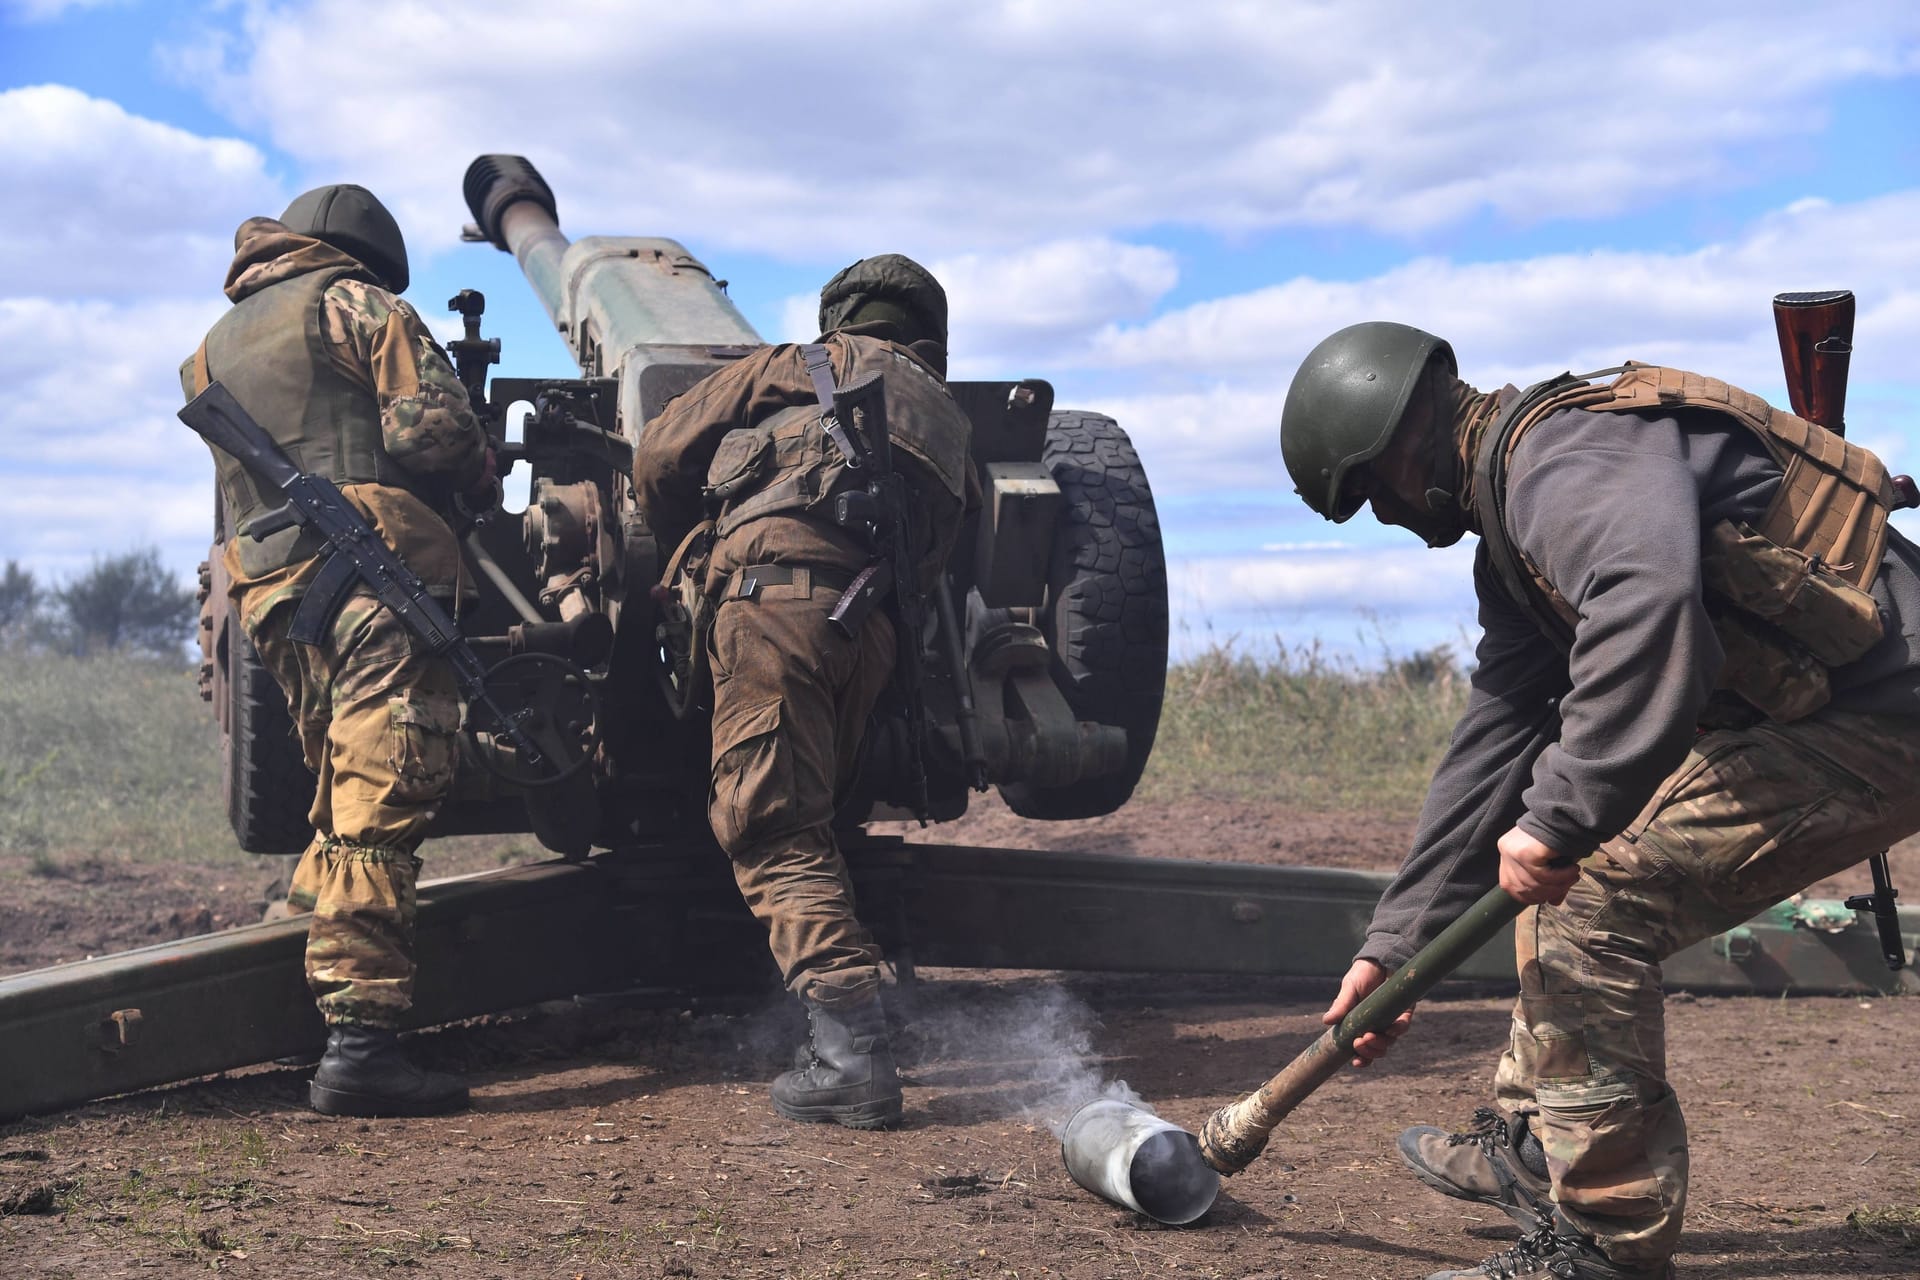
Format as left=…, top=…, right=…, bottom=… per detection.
left=1138, top=639, right=1466, bottom=814
left=0, top=647, right=243, bottom=870
left=1, top=638, right=1470, bottom=871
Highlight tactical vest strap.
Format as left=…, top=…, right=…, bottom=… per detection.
left=1472, top=363, right=1895, bottom=720
left=1473, top=374, right=1588, bottom=652
left=802, top=342, right=869, bottom=468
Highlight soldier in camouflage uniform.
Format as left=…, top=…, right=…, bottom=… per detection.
left=182, top=185, right=491, bottom=1117
left=1280, top=323, right=1920, bottom=1280
left=634, top=255, right=976, bottom=1129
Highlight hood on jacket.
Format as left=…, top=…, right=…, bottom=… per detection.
left=223, top=216, right=381, bottom=304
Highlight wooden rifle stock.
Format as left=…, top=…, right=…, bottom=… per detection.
left=1772, top=290, right=1855, bottom=431
left=1771, top=289, right=1907, bottom=970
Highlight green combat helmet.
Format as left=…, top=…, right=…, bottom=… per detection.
left=280, top=184, right=410, bottom=294
left=1281, top=321, right=1453, bottom=520
left=819, top=254, right=949, bottom=352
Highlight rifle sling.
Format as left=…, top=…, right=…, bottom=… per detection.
left=801, top=343, right=868, bottom=469
left=1472, top=373, right=1592, bottom=654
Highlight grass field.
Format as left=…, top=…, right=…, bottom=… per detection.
left=0, top=650, right=244, bottom=870
left=0, top=640, right=1466, bottom=870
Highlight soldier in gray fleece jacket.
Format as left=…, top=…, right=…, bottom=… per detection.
left=1279, top=322, right=1920, bottom=1280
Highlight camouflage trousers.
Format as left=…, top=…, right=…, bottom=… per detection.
left=1492, top=708, right=1920, bottom=1265
left=252, top=587, right=461, bottom=1028
left=706, top=581, right=895, bottom=1012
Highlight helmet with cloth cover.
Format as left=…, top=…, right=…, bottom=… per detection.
left=1282, top=321, right=1454, bottom=520
left=280, top=184, right=411, bottom=294
left=818, top=254, right=949, bottom=351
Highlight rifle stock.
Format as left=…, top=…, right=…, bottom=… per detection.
left=1772, top=290, right=1855, bottom=432
left=1771, top=289, right=1906, bottom=970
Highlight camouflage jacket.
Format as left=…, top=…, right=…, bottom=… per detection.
left=184, top=219, right=486, bottom=628
left=633, top=333, right=979, bottom=592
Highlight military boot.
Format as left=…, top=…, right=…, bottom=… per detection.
left=1398, top=1106, right=1552, bottom=1230
left=308, top=1026, right=470, bottom=1118
left=770, top=999, right=902, bottom=1130
left=1426, top=1212, right=1674, bottom=1280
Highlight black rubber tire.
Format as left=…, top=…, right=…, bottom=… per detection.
left=225, top=620, right=317, bottom=854
left=998, top=412, right=1168, bottom=819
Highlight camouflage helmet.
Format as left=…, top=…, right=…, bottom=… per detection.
left=1280, top=321, right=1455, bottom=520
left=819, top=254, right=948, bottom=349
left=280, top=184, right=409, bottom=293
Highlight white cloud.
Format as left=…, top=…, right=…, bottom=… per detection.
left=776, top=291, right=818, bottom=344
left=1087, top=191, right=1920, bottom=392
left=173, top=1, right=1920, bottom=257
left=1167, top=543, right=1480, bottom=659
left=936, top=239, right=1177, bottom=373
left=1045, top=190, right=1920, bottom=499
left=1075, top=383, right=1290, bottom=496
left=0, top=296, right=224, bottom=580
left=0, top=85, right=283, bottom=298
left=1175, top=542, right=1477, bottom=612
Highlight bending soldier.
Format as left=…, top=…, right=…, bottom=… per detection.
left=634, top=255, right=976, bottom=1129
left=182, top=185, right=491, bottom=1117
left=1281, top=324, right=1920, bottom=1280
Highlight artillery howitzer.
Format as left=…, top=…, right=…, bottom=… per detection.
left=195, top=155, right=1168, bottom=858
left=0, top=179, right=1915, bottom=1119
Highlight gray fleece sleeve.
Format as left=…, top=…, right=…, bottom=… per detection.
left=1506, top=411, right=1719, bottom=858
left=1357, top=546, right=1567, bottom=970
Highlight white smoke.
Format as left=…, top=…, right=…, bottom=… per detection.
left=899, top=983, right=1149, bottom=1135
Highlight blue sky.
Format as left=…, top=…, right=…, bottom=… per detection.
left=6, top=0, right=1920, bottom=661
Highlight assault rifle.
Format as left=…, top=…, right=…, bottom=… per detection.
left=179, top=380, right=557, bottom=782
left=800, top=347, right=933, bottom=823
left=1772, top=290, right=1909, bottom=970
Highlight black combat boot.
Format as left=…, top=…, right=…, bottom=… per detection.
left=770, top=999, right=902, bottom=1130
left=1398, top=1106, right=1552, bottom=1230
left=1426, top=1211, right=1674, bottom=1280
left=309, top=1025, right=470, bottom=1118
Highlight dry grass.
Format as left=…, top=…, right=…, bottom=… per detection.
left=1140, top=639, right=1466, bottom=814
left=0, top=648, right=243, bottom=872
left=0, top=638, right=1470, bottom=872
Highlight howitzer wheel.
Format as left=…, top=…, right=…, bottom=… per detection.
left=224, top=613, right=317, bottom=854
left=999, top=412, right=1168, bottom=819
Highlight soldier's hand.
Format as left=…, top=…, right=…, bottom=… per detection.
left=1497, top=826, right=1580, bottom=905
left=460, top=447, right=500, bottom=513
left=1321, top=958, right=1412, bottom=1068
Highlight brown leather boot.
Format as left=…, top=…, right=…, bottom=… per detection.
left=770, top=998, right=902, bottom=1130
left=1397, top=1107, right=1551, bottom=1230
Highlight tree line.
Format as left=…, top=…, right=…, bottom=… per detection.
left=0, top=550, right=196, bottom=660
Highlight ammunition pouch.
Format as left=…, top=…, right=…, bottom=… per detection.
left=705, top=424, right=775, bottom=503
left=1699, top=520, right=1884, bottom=666
left=705, top=403, right=856, bottom=540
left=654, top=520, right=717, bottom=721
left=1696, top=519, right=1884, bottom=723
left=1474, top=365, right=1895, bottom=724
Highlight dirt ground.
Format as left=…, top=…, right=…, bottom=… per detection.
left=3, top=795, right=1917, bottom=1278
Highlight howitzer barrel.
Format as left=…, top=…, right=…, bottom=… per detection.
left=464, top=155, right=569, bottom=330
left=462, top=153, right=760, bottom=378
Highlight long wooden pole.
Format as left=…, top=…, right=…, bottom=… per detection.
left=1198, top=884, right=1524, bottom=1173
